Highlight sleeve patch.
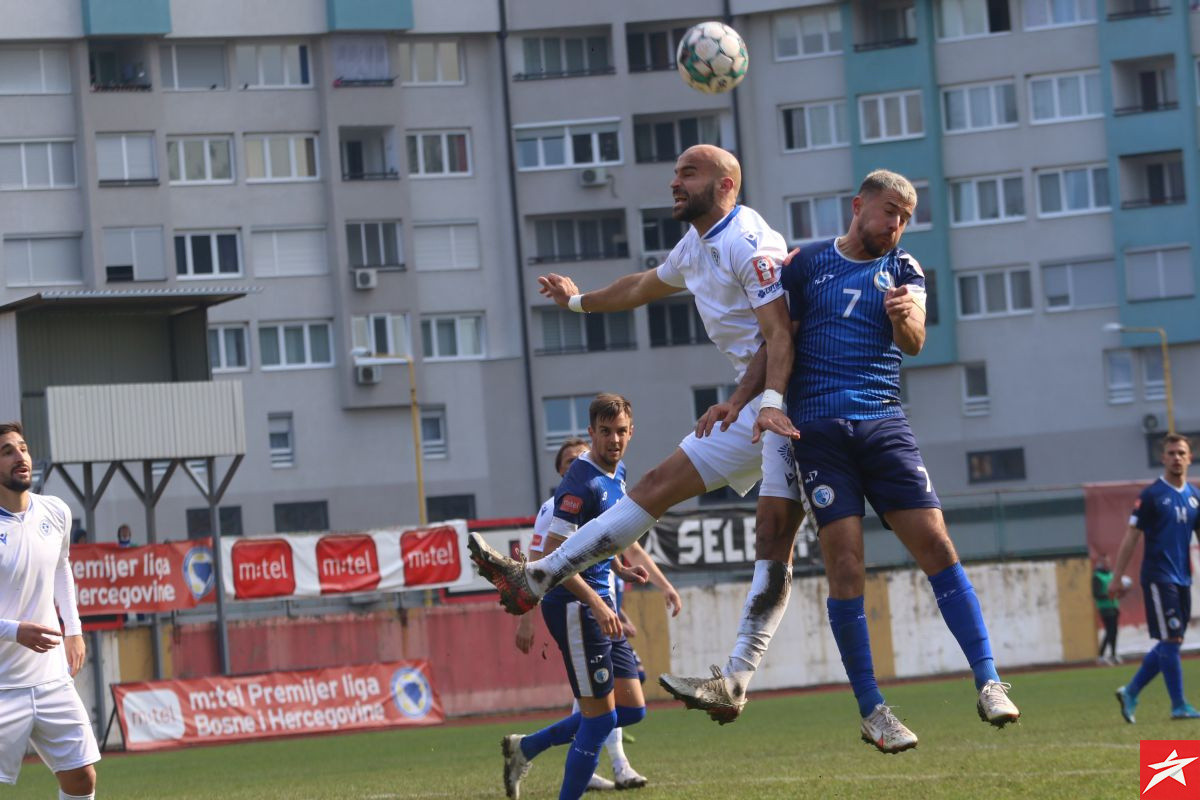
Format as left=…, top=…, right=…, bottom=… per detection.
left=752, top=255, right=778, bottom=286
left=559, top=495, right=583, bottom=514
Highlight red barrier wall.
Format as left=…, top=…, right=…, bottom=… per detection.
left=172, top=603, right=573, bottom=717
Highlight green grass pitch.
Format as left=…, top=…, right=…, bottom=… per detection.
left=10, top=661, right=1195, bottom=799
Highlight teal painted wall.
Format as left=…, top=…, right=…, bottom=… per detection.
left=81, top=0, right=170, bottom=36
left=327, top=0, right=413, bottom=31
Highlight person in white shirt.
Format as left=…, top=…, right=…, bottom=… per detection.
left=472, top=145, right=804, bottom=722
left=0, top=421, right=99, bottom=799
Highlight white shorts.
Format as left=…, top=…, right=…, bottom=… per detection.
left=678, top=393, right=802, bottom=501
left=0, top=678, right=100, bottom=784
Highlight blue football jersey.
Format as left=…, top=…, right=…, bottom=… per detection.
left=544, top=453, right=627, bottom=601
left=1131, top=478, right=1200, bottom=586
left=781, top=238, right=925, bottom=424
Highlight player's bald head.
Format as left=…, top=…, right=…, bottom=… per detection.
left=678, top=144, right=742, bottom=196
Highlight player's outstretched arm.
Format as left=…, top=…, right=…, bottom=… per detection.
left=538, top=269, right=680, bottom=313
left=1109, top=526, right=1143, bottom=598
left=752, top=301, right=800, bottom=442
left=885, top=285, right=926, bottom=356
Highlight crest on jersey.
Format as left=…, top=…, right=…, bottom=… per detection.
left=752, top=256, right=778, bottom=286
left=811, top=485, right=835, bottom=508
left=1190, top=497, right=1199, bottom=509
left=39, top=519, right=51, bottom=536
left=874, top=271, right=895, bottom=292
left=0, top=531, right=6, bottom=545
left=559, top=495, right=583, bottom=514
left=709, top=247, right=720, bottom=266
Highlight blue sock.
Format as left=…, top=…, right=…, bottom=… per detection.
left=615, top=705, right=645, bottom=728
left=827, top=596, right=884, bottom=717
left=559, top=711, right=616, bottom=800
left=1158, top=641, right=1185, bottom=708
left=1128, top=645, right=1162, bottom=696
left=520, top=712, right=580, bottom=760
left=929, top=563, right=1000, bottom=689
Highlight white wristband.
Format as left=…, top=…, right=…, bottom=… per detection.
left=760, top=389, right=785, bottom=411
left=0, top=619, right=17, bottom=642
left=567, top=294, right=586, bottom=313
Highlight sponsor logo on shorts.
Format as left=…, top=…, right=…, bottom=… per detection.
left=805, top=471, right=818, bottom=484
left=1169, top=616, right=1182, bottom=630
left=559, top=495, right=583, bottom=514
left=811, top=485, right=835, bottom=508
left=874, top=271, right=895, bottom=292
left=392, top=667, right=433, bottom=719
left=593, top=668, right=610, bottom=684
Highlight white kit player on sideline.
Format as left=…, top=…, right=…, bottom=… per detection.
left=471, top=144, right=806, bottom=721
left=0, top=421, right=100, bottom=799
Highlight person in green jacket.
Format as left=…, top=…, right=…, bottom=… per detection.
left=1093, top=554, right=1124, bottom=664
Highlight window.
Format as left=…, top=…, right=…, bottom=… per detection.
left=89, top=41, right=149, bottom=90
left=406, top=130, right=470, bottom=176
left=331, top=36, right=391, bottom=84
left=235, top=43, right=311, bottom=88
left=962, top=363, right=990, bottom=415
left=937, top=0, right=1011, bottom=38
left=543, top=394, right=593, bottom=446
left=420, top=314, right=484, bottom=360
left=340, top=127, right=398, bottom=180
left=3, top=235, right=83, bottom=287
left=185, top=506, right=243, bottom=539
left=103, top=227, right=166, bottom=283
left=1023, top=0, right=1095, bottom=28
left=519, top=35, right=611, bottom=79
left=950, top=174, right=1024, bottom=225
left=967, top=448, right=1025, bottom=483
left=347, top=221, right=404, bottom=269
left=537, top=308, right=635, bottom=354
left=957, top=267, right=1034, bottom=318
left=1105, top=349, right=1134, bottom=403
left=1141, top=346, right=1165, bottom=400
left=426, top=494, right=475, bottom=522
left=174, top=231, right=241, bottom=278
left=909, top=182, right=933, bottom=231
left=351, top=313, right=410, bottom=358
left=1036, top=164, right=1109, bottom=216
left=692, top=385, right=739, bottom=419
left=421, top=408, right=448, bottom=458
left=274, top=501, right=328, bottom=533
left=532, top=215, right=628, bottom=262
left=95, top=133, right=156, bottom=184
left=0, top=140, right=75, bottom=189
left=781, top=101, right=848, bottom=151
left=649, top=298, right=710, bottom=347
left=209, top=325, right=248, bottom=372
left=398, top=40, right=462, bottom=85
left=641, top=208, right=687, bottom=254
left=0, top=46, right=70, bottom=94
left=1029, top=71, right=1101, bottom=123
left=1125, top=246, right=1194, bottom=301
left=774, top=7, right=843, bottom=59
left=259, top=321, right=334, bottom=369
left=166, top=136, right=233, bottom=184
left=942, top=81, right=1017, bottom=132
left=627, top=25, right=688, bottom=71
left=859, top=90, right=924, bottom=142
left=1042, top=259, right=1117, bottom=310
left=412, top=223, right=479, bottom=270
left=245, top=134, right=318, bottom=181
left=1120, top=153, right=1185, bottom=208
left=159, top=44, right=226, bottom=90
left=251, top=228, right=327, bottom=277
left=633, top=115, right=720, bottom=163
left=268, top=413, right=294, bottom=467
left=788, top=193, right=854, bottom=242
left=516, top=120, right=620, bottom=170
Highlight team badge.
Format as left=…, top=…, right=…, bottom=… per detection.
left=39, top=519, right=51, bottom=536
left=709, top=247, right=720, bottom=266
left=559, top=495, right=583, bottom=514
left=1189, top=497, right=1198, bottom=509
left=0, top=531, right=6, bottom=545
left=811, top=485, right=835, bottom=508
left=392, top=667, right=434, bottom=719
left=752, top=256, right=778, bottom=286
left=873, top=271, right=895, bottom=292
left=593, top=668, right=610, bottom=684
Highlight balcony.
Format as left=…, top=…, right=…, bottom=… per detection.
left=853, top=0, right=917, bottom=51
left=1118, top=151, right=1185, bottom=209
left=1111, top=55, right=1177, bottom=117
left=1106, top=0, right=1172, bottom=20
left=89, top=41, right=151, bottom=92
left=515, top=33, right=614, bottom=81
left=339, top=126, right=400, bottom=181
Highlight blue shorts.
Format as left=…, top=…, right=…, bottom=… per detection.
left=792, top=416, right=940, bottom=530
left=542, top=594, right=640, bottom=699
left=1144, top=581, right=1191, bottom=641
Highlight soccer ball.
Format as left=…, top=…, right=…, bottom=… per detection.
left=676, top=21, right=748, bottom=95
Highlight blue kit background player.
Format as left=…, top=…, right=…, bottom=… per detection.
left=502, top=394, right=650, bottom=800
left=1113, top=433, right=1200, bottom=722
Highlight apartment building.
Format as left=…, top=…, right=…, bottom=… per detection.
left=0, top=0, right=1195, bottom=543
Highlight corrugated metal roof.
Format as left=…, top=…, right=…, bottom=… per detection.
left=0, top=287, right=259, bottom=313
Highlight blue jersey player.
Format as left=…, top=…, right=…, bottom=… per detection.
left=1113, top=434, right=1200, bottom=722
left=502, top=395, right=651, bottom=800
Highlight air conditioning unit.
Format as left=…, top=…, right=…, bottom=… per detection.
left=355, top=364, right=382, bottom=385
left=352, top=268, right=379, bottom=290
left=579, top=167, right=609, bottom=188
left=643, top=254, right=661, bottom=269
left=1142, top=413, right=1161, bottom=432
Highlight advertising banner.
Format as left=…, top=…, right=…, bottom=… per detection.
left=71, top=540, right=216, bottom=616
left=112, top=661, right=443, bottom=751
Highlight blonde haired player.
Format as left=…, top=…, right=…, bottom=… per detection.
left=0, top=421, right=99, bottom=799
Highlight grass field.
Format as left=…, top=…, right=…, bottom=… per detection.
left=9, top=660, right=1197, bottom=799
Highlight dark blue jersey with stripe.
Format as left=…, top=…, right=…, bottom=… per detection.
left=781, top=238, right=925, bottom=425
left=543, top=453, right=626, bottom=602
left=1131, top=478, right=1200, bottom=586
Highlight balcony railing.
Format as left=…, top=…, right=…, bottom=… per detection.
left=1113, top=100, right=1178, bottom=116
left=628, top=61, right=676, bottom=73
left=91, top=81, right=152, bottom=92
left=853, top=37, right=917, bottom=52
left=535, top=342, right=638, bottom=356
left=513, top=66, right=616, bottom=81
left=342, top=170, right=400, bottom=181
left=1120, top=194, right=1186, bottom=209
left=527, top=245, right=630, bottom=265
left=98, top=177, right=159, bottom=187
left=333, top=77, right=396, bottom=87
left=1106, top=5, right=1171, bottom=19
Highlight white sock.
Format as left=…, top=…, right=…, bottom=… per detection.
left=59, top=791, right=94, bottom=800
left=604, top=726, right=627, bottom=769
left=723, top=560, right=793, bottom=696
left=526, top=497, right=656, bottom=595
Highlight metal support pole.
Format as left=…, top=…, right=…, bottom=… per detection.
left=408, top=358, right=427, bottom=526
left=1160, top=332, right=1175, bottom=435
left=143, top=460, right=164, bottom=680
left=207, top=457, right=231, bottom=676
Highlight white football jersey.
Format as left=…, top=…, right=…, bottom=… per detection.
left=0, top=494, right=80, bottom=689
left=528, top=497, right=554, bottom=556
left=656, top=205, right=788, bottom=379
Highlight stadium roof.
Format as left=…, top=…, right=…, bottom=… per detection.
left=0, top=286, right=259, bottom=314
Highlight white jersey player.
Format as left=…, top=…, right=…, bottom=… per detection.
left=0, top=422, right=99, bottom=798
left=471, top=144, right=805, bottom=722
